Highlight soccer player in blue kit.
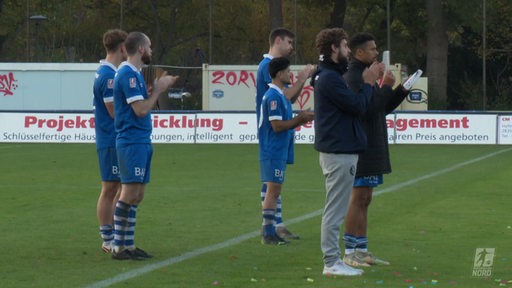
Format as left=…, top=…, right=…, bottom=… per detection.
left=112, top=31, right=178, bottom=260
left=93, top=29, right=127, bottom=253
left=256, top=28, right=315, bottom=240
left=259, top=57, right=314, bottom=245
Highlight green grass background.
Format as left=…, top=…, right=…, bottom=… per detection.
left=0, top=143, right=511, bottom=288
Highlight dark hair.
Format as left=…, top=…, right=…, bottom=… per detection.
left=269, top=27, right=295, bottom=46
left=348, top=32, right=376, bottom=52
left=315, top=28, right=348, bottom=57
left=103, top=29, right=127, bottom=53
left=124, top=32, right=149, bottom=55
left=268, top=57, right=290, bottom=78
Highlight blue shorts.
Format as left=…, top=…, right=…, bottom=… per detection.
left=354, top=175, right=383, bottom=187
left=97, top=147, right=120, bottom=182
left=117, top=144, right=153, bottom=184
left=260, top=159, right=287, bottom=184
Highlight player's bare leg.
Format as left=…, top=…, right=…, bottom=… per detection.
left=97, top=181, right=120, bottom=252
left=112, top=183, right=152, bottom=260
left=344, top=186, right=389, bottom=266
left=345, top=186, right=372, bottom=236
left=261, top=182, right=288, bottom=245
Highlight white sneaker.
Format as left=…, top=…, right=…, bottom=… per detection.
left=343, top=252, right=371, bottom=267
left=101, top=241, right=113, bottom=253
left=355, top=250, right=390, bottom=266
left=323, top=259, right=364, bottom=276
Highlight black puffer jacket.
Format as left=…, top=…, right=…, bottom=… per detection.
left=344, top=59, right=409, bottom=177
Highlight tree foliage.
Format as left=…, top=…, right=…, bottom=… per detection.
left=0, top=0, right=510, bottom=110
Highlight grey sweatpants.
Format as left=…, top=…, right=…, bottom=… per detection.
left=319, top=152, right=358, bottom=266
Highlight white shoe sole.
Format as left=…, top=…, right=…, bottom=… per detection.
left=323, top=265, right=363, bottom=276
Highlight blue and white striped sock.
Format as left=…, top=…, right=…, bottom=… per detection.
left=343, top=233, right=357, bottom=255
left=113, top=201, right=130, bottom=253
left=99, top=224, right=114, bottom=244
left=262, top=209, right=276, bottom=236
left=275, top=196, right=283, bottom=226
left=125, top=205, right=138, bottom=250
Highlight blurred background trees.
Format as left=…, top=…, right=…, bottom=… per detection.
left=0, top=0, right=510, bottom=110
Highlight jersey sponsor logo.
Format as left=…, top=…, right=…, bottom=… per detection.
left=129, top=77, right=137, bottom=88
left=270, top=100, right=277, bottom=110
left=107, top=79, right=114, bottom=89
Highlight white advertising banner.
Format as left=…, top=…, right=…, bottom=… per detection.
left=0, top=112, right=96, bottom=143
left=294, top=120, right=315, bottom=144
left=0, top=112, right=508, bottom=145
left=150, top=113, right=196, bottom=143
left=498, top=115, right=512, bottom=144
left=387, top=113, right=497, bottom=144
left=202, top=65, right=314, bottom=111
left=0, top=63, right=98, bottom=111
left=152, top=113, right=315, bottom=144
left=0, top=112, right=314, bottom=144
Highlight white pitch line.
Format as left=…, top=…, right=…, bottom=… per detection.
left=84, top=147, right=512, bottom=288
left=374, top=147, right=512, bottom=196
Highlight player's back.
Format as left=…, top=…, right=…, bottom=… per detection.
left=93, top=61, right=117, bottom=149
left=256, top=55, right=272, bottom=122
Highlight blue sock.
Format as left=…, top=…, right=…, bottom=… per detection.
left=113, top=201, right=130, bottom=252
left=356, top=236, right=368, bottom=252
left=343, top=233, right=357, bottom=254
left=262, top=209, right=275, bottom=236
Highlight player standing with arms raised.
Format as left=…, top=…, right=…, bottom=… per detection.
left=256, top=28, right=315, bottom=240
left=259, top=57, right=314, bottom=245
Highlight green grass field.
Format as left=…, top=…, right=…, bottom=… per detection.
left=1, top=143, right=511, bottom=288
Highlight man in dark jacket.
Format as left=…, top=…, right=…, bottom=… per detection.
left=342, top=32, right=409, bottom=267
left=311, top=28, right=383, bottom=277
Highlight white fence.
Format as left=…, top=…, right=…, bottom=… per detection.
left=1, top=63, right=428, bottom=112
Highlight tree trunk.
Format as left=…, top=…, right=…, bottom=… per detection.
left=329, top=0, right=347, bottom=28
left=426, top=0, right=449, bottom=108
left=268, top=0, right=283, bottom=29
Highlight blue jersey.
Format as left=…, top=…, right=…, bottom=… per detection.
left=93, top=60, right=117, bottom=149
left=256, top=54, right=295, bottom=163
left=113, top=62, right=151, bottom=145
left=258, top=84, right=292, bottom=161
left=255, top=54, right=273, bottom=124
